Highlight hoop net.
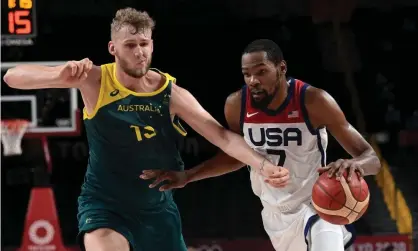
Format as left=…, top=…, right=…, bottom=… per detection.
left=1, top=119, right=29, bottom=156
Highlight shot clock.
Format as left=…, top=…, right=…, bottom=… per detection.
left=2, top=0, right=37, bottom=46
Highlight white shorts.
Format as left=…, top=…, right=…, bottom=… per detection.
left=262, top=202, right=355, bottom=251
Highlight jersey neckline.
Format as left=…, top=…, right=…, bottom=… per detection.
left=112, top=64, right=170, bottom=97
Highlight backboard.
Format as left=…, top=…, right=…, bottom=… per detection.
left=1, top=61, right=81, bottom=138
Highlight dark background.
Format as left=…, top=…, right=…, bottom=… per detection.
left=1, top=0, right=417, bottom=249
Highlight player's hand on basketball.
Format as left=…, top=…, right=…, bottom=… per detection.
left=261, top=162, right=290, bottom=188
left=317, top=159, right=365, bottom=182
left=140, top=170, right=188, bottom=191
left=59, top=58, right=93, bottom=82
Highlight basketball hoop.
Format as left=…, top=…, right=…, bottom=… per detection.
left=1, top=119, right=29, bottom=156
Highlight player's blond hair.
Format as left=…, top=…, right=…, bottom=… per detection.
left=111, top=8, right=155, bottom=37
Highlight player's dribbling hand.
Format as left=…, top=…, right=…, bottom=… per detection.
left=140, top=170, right=188, bottom=191
left=317, top=159, right=365, bottom=182
left=59, top=58, right=93, bottom=82
left=261, top=162, right=290, bottom=188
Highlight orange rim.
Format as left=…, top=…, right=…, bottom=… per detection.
left=1, top=119, right=29, bottom=133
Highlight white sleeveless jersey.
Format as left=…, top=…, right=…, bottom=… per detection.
left=240, top=78, right=328, bottom=212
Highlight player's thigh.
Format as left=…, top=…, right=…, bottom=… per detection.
left=84, top=228, right=130, bottom=251
left=135, top=202, right=187, bottom=251
left=78, top=208, right=134, bottom=251
left=262, top=208, right=307, bottom=251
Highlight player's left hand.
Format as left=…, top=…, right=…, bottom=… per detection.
left=140, top=170, right=188, bottom=191
left=317, top=159, right=365, bottom=182
left=262, top=163, right=290, bottom=188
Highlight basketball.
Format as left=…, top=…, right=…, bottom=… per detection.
left=312, top=171, right=370, bottom=225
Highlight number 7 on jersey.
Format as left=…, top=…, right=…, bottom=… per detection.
left=266, top=149, right=286, bottom=166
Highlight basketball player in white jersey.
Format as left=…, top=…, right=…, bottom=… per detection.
left=140, top=39, right=381, bottom=251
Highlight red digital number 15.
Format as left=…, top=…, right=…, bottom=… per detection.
left=8, top=10, right=32, bottom=35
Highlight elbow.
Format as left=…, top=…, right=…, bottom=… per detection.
left=374, top=155, right=382, bottom=175
left=370, top=151, right=382, bottom=175
left=3, top=70, right=14, bottom=86
left=3, top=69, right=22, bottom=88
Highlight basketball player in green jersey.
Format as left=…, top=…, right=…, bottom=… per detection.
left=3, top=7, right=289, bottom=251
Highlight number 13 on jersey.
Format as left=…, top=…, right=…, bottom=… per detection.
left=130, top=125, right=157, bottom=141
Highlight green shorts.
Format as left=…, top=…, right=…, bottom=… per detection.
left=77, top=200, right=187, bottom=251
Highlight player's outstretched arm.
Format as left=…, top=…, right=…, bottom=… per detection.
left=306, top=87, right=381, bottom=180
left=140, top=88, right=290, bottom=190
left=3, top=58, right=96, bottom=90
left=170, top=85, right=287, bottom=178
left=182, top=91, right=245, bottom=183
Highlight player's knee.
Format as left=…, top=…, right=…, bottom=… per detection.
left=84, top=228, right=130, bottom=251
left=309, top=220, right=344, bottom=251
left=311, top=219, right=343, bottom=235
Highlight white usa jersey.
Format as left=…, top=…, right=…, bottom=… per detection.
left=240, top=78, right=328, bottom=212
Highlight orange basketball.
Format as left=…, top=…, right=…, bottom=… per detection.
left=312, top=171, right=370, bottom=225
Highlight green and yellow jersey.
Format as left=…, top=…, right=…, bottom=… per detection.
left=79, top=63, right=186, bottom=210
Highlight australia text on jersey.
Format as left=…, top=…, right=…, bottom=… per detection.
left=117, top=104, right=161, bottom=113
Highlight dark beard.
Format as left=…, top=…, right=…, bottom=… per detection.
left=250, top=86, right=279, bottom=110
